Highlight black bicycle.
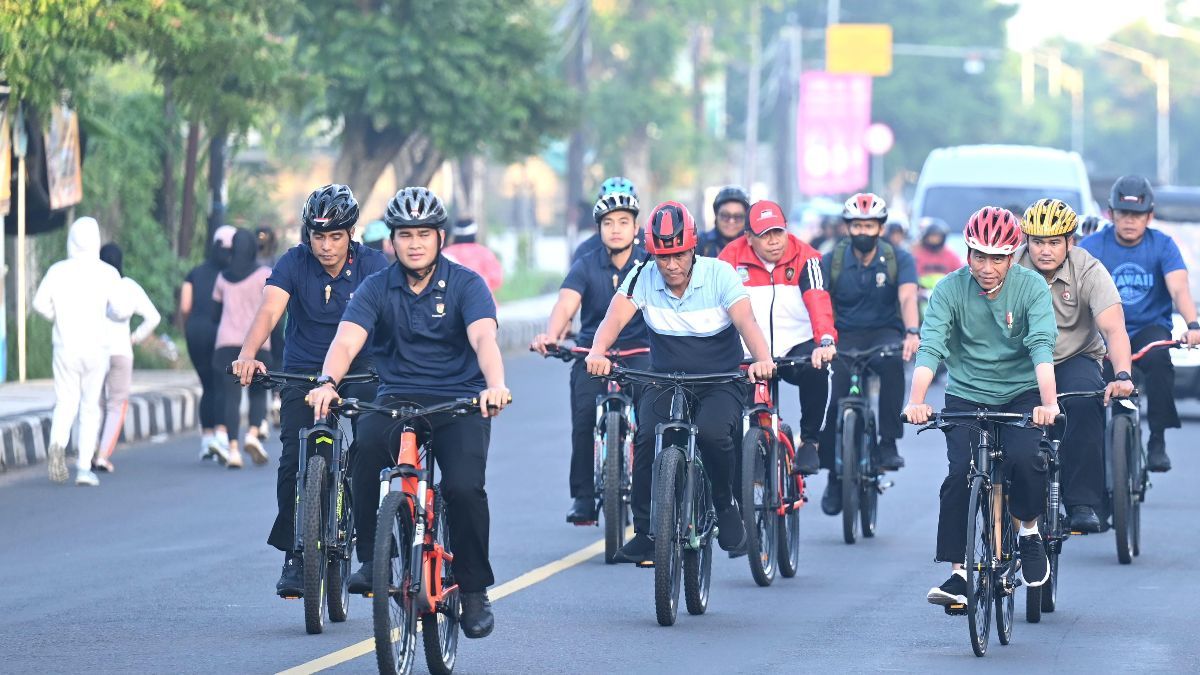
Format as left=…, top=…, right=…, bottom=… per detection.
left=536, top=344, right=647, bottom=563
left=237, top=368, right=378, bottom=635
left=602, top=366, right=747, bottom=626
left=832, top=343, right=902, bottom=544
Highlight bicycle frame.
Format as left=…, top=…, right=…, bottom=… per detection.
left=741, top=366, right=803, bottom=516
left=294, top=417, right=352, bottom=557
left=653, top=386, right=710, bottom=551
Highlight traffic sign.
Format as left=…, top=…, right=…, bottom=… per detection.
left=826, top=24, right=893, bottom=76
left=864, top=122, right=895, bottom=155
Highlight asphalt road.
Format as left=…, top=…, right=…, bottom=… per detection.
left=2, top=353, right=1198, bottom=673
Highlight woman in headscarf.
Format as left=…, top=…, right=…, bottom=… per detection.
left=211, top=228, right=272, bottom=468
left=181, top=226, right=236, bottom=462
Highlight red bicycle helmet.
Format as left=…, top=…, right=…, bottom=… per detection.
left=964, top=206, right=1022, bottom=255
left=645, top=201, right=697, bottom=255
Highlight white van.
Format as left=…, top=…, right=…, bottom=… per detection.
left=910, top=145, right=1099, bottom=253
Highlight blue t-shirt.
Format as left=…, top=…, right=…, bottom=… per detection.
left=561, top=247, right=650, bottom=349
left=619, top=256, right=749, bottom=373
left=266, top=242, right=389, bottom=372
left=1079, top=227, right=1185, bottom=335
left=823, top=243, right=917, bottom=333
left=341, top=256, right=496, bottom=398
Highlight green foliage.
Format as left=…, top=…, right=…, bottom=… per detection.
left=4, top=313, right=53, bottom=381
left=495, top=269, right=562, bottom=303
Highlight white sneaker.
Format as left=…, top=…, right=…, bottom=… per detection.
left=48, top=444, right=69, bottom=483
left=207, top=435, right=230, bottom=465
left=75, top=469, right=100, bottom=486
left=243, top=434, right=269, bottom=466
left=200, top=435, right=215, bottom=461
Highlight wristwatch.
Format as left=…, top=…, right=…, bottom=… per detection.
left=316, top=375, right=338, bottom=389
left=1188, top=321, right=1200, bottom=331
left=819, top=337, right=835, bottom=348
left=905, top=327, right=920, bottom=336
left=1115, top=371, right=1132, bottom=382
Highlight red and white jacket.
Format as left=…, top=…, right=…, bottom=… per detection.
left=717, top=234, right=837, bottom=357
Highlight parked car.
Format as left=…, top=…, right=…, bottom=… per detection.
left=1145, top=186, right=1200, bottom=399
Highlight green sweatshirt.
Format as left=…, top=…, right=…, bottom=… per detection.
left=915, top=264, right=1058, bottom=405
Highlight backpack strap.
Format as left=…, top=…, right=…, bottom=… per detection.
left=829, top=239, right=851, bottom=288
left=623, top=259, right=648, bottom=299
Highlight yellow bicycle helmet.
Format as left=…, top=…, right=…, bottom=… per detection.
left=1022, top=198, right=1078, bottom=237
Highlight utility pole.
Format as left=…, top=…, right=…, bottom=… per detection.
left=207, top=125, right=228, bottom=241
left=564, top=0, right=589, bottom=258
left=1098, top=41, right=1170, bottom=184
left=743, top=0, right=762, bottom=190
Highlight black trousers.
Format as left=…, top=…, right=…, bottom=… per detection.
left=778, top=339, right=832, bottom=444
left=185, top=322, right=218, bottom=429
left=935, top=390, right=1048, bottom=564
left=631, top=381, right=741, bottom=533
left=567, top=355, right=649, bottom=499
left=1106, top=325, right=1180, bottom=434
left=818, top=327, right=906, bottom=470
left=267, top=378, right=377, bottom=553
left=1055, top=355, right=1105, bottom=509
left=354, top=395, right=495, bottom=592
left=213, top=346, right=270, bottom=439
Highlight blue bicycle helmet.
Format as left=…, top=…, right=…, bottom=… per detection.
left=598, top=176, right=638, bottom=200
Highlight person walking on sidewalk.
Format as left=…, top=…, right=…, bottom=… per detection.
left=31, top=216, right=131, bottom=486
left=181, top=226, right=235, bottom=461
left=92, top=243, right=161, bottom=473
left=212, top=229, right=272, bottom=469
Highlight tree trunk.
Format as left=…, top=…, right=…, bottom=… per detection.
left=207, top=123, right=229, bottom=243
left=391, top=133, right=444, bottom=189
left=158, top=77, right=178, bottom=244
left=178, top=121, right=201, bottom=260
left=333, top=114, right=411, bottom=200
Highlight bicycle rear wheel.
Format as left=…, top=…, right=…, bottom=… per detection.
left=776, top=424, right=801, bottom=579
left=741, top=427, right=777, bottom=587
left=995, top=507, right=1015, bottom=646
left=327, top=472, right=353, bottom=623
left=840, top=408, right=861, bottom=545
left=683, top=465, right=712, bottom=616
left=1109, top=414, right=1134, bottom=565
left=653, top=447, right=686, bottom=626
left=860, top=418, right=879, bottom=538
left=1130, top=432, right=1144, bottom=558
left=373, top=492, right=418, bottom=675
left=423, top=492, right=459, bottom=675
left=603, top=411, right=626, bottom=564
left=302, top=455, right=329, bottom=635
left=965, top=477, right=993, bottom=657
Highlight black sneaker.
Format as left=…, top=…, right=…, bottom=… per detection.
left=1147, top=432, right=1171, bottom=472
left=1019, top=533, right=1050, bottom=587
left=727, top=542, right=748, bottom=559
left=276, top=555, right=303, bottom=598
left=716, top=501, right=746, bottom=551
left=460, top=591, right=495, bottom=639
left=792, top=440, right=819, bottom=476
left=878, top=439, right=905, bottom=471
left=347, top=562, right=372, bottom=595
left=566, top=497, right=598, bottom=524
left=1067, top=505, right=1102, bottom=533
left=926, top=572, right=968, bottom=606
left=821, top=472, right=842, bottom=516
left=613, top=533, right=654, bottom=564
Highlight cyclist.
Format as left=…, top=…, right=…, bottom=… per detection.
left=584, top=201, right=776, bottom=564
left=818, top=193, right=920, bottom=515
left=573, top=176, right=639, bottom=263
left=716, top=198, right=836, bottom=476
left=1079, top=175, right=1200, bottom=472
left=308, top=186, right=510, bottom=640
left=1017, top=198, right=1134, bottom=533
left=903, top=206, right=1057, bottom=607
left=699, top=185, right=750, bottom=257
left=914, top=217, right=963, bottom=284
left=531, top=186, right=651, bottom=524
left=229, top=184, right=389, bottom=597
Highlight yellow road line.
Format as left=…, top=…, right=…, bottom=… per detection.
left=277, top=535, right=612, bottom=675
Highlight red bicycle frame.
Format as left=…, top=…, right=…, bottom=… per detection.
left=396, top=427, right=457, bottom=613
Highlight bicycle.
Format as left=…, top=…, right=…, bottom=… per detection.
left=739, top=357, right=806, bottom=587
left=331, top=396, right=499, bottom=675
left=600, top=366, right=748, bottom=626
left=832, top=343, right=902, bottom=545
left=535, top=344, right=648, bottom=563
left=234, top=368, right=378, bottom=635
left=906, top=409, right=1057, bottom=657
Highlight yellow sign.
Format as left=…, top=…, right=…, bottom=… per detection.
left=826, top=24, right=893, bottom=76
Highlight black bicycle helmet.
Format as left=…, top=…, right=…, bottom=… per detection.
left=1110, top=175, right=1154, bottom=214
left=385, top=187, right=448, bottom=229
left=712, top=185, right=750, bottom=214
left=302, top=184, right=360, bottom=232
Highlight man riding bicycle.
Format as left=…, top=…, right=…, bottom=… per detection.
left=573, top=177, right=639, bottom=264
left=716, top=198, right=837, bottom=476
left=818, top=193, right=920, bottom=517
left=904, top=207, right=1057, bottom=608
left=699, top=185, right=751, bottom=257
left=307, top=187, right=511, bottom=640
left=229, top=184, right=389, bottom=598
left=531, top=184, right=651, bottom=524
left=1079, top=175, right=1200, bottom=472
left=1017, top=198, right=1135, bottom=532
left=585, top=201, right=775, bottom=564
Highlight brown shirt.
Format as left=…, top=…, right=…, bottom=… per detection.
left=1017, top=245, right=1122, bottom=364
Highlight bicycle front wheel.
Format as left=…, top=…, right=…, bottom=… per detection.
left=422, top=491, right=459, bottom=675
left=776, top=424, right=801, bottom=578
left=302, top=455, right=329, bottom=635
left=860, top=418, right=880, bottom=538
left=840, top=408, right=862, bottom=545
left=1129, top=429, right=1144, bottom=557
left=653, top=447, right=686, bottom=626
left=741, top=427, right=777, bottom=587
left=1109, top=414, right=1134, bottom=565
left=994, top=506, right=1015, bottom=646
left=683, top=462, right=713, bottom=615
left=373, top=492, right=418, bottom=675
left=965, top=477, right=993, bottom=657
left=603, top=411, right=626, bottom=564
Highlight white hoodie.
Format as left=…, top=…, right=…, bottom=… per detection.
left=32, top=217, right=131, bottom=355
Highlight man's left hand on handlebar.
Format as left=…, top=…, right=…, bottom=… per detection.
left=306, top=383, right=339, bottom=421
left=1032, top=402, right=1060, bottom=427
left=1104, top=379, right=1135, bottom=405
left=231, top=356, right=267, bottom=387
left=811, top=344, right=836, bottom=369
left=747, top=360, right=776, bottom=383
left=1184, top=327, right=1200, bottom=347
left=479, top=386, right=512, bottom=418
left=902, top=333, right=920, bottom=362
left=585, top=351, right=612, bottom=377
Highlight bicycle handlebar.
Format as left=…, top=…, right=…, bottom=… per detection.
left=599, top=365, right=748, bottom=386
left=834, top=342, right=904, bottom=361
left=534, top=344, right=650, bottom=363
left=227, top=366, right=379, bottom=388
left=1129, top=339, right=1186, bottom=362
left=1057, top=389, right=1139, bottom=402
left=328, top=396, right=499, bottom=422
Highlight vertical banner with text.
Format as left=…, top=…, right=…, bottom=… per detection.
left=45, top=104, right=83, bottom=210
left=796, top=72, right=872, bottom=196
left=0, top=103, right=10, bottom=217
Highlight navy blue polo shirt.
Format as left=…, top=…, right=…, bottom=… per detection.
left=341, top=255, right=496, bottom=398
left=561, top=246, right=650, bottom=349
left=266, top=242, right=389, bottom=372
left=822, top=243, right=917, bottom=332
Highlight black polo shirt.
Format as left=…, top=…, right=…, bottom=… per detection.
left=822, top=243, right=917, bottom=332
left=561, top=246, right=651, bottom=349
left=266, top=242, right=389, bottom=372
left=342, top=255, right=496, bottom=398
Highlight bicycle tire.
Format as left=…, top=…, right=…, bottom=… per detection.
left=373, top=492, right=418, bottom=675
left=995, top=508, right=1014, bottom=645
left=1109, top=414, right=1134, bottom=565
left=302, top=455, right=329, bottom=635
left=1041, top=550, right=1058, bottom=613
left=423, top=492, right=459, bottom=675
left=603, top=411, right=626, bottom=565
left=683, top=462, right=712, bottom=615
left=1026, top=515, right=1045, bottom=624
left=965, top=477, right=993, bottom=657
left=1130, top=431, right=1143, bottom=558
left=840, top=407, right=861, bottom=545
left=653, top=447, right=686, bottom=627
left=327, top=472, right=353, bottom=623
left=860, top=417, right=879, bottom=538
left=776, top=424, right=800, bottom=579
left=741, top=427, right=776, bottom=587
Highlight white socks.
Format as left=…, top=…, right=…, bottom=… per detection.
left=1018, top=522, right=1039, bottom=537
left=952, top=569, right=967, bottom=580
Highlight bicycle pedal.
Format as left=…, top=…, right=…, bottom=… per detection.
left=945, top=604, right=966, bottom=616
left=878, top=481, right=894, bottom=492
left=572, top=521, right=598, bottom=527
left=279, top=593, right=302, bottom=600
left=635, top=560, right=655, bottom=569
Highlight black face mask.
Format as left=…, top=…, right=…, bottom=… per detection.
left=923, top=236, right=944, bottom=251
left=851, top=234, right=877, bottom=253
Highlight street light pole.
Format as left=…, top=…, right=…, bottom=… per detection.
left=1098, top=41, right=1171, bottom=184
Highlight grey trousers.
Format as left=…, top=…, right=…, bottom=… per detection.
left=97, top=355, right=133, bottom=462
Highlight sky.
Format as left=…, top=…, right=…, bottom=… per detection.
left=1006, top=0, right=1169, bottom=50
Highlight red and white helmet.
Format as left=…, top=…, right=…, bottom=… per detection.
left=842, top=192, right=888, bottom=222
left=964, top=206, right=1022, bottom=255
